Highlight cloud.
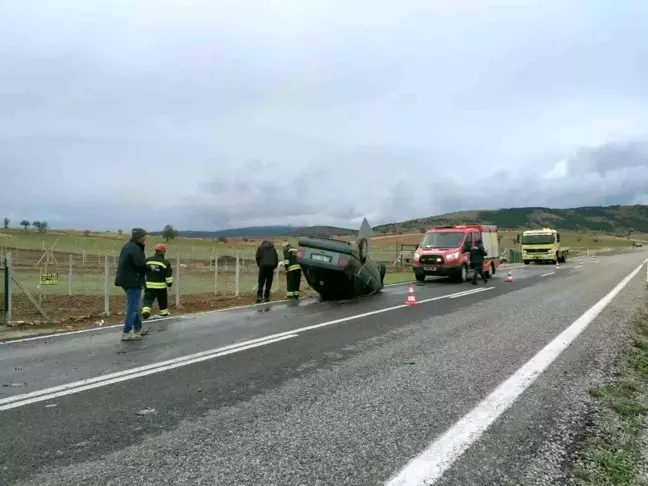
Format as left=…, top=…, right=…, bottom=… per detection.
left=1, top=0, right=648, bottom=230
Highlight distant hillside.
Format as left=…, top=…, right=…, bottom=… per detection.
left=373, top=205, right=648, bottom=235
left=156, top=225, right=356, bottom=239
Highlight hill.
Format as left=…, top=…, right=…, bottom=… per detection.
left=373, top=205, right=648, bottom=235
left=152, top=225, right=356, bottom=239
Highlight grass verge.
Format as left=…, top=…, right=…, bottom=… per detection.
left=569, top=304, right=648, bottom=485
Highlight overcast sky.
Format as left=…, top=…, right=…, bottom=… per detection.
left=2, top=0, right=648, bottom=231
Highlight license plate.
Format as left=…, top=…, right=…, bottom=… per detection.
left=311, top=253, right=332, bottom=263
left=424, top=266, right=437, bottom=271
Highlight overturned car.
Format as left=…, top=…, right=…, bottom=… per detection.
left=296, top=236, right=386, bottom=301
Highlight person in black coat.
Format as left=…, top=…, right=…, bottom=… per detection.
left=255, top=240, right=279, bottom=303
left=470, top=238, right=489, bottom=285
left=115, top=228, right=151, bottom=340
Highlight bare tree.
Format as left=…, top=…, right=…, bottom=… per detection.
left=20, top=220, right=30, bottom=231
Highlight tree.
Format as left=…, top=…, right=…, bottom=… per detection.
left=117, top=229, right=123, bottom=237
left=217, top=236, right=228, bottom=243
left=20, top=220, right=30, bottom=231
left=32, top=221, right=48, bottom=233
left=162, top=224, right=178, bottom=242
left=84, top=230, right=91, bottom=237
left=2, top=217, right=8, bottom=229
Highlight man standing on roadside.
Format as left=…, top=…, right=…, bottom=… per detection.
left=470, top=238, right=489, bottom=285
left=142, top=243, right=173, bottom=319
left=255, top=240, right=279, bottom=303
left=282, top=240, right=302, bottom=299
left=115, top=228, right=151, bottom=341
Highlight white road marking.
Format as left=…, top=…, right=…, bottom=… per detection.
left=447, top=288, right=494, bottom=299
left=540, top=272, right=555, bottom=277
left=0, top=286, right=499, bottom=410
left=0, top=335, right=298, bottom=410
left=0, top=280, right=463, bottom=345
left=385, top=261, right=646, bottom=486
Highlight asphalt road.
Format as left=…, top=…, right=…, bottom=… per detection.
left=1, top=252, right=646, bottom=485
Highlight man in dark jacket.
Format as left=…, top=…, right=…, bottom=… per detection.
left=470, top=238, right=488, bottom=285
left=115, top=228, right=151, bottom=341
left=255, top=240, right=279, bottom=303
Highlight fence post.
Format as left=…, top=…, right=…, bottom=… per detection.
left=104, top=255, right=110, bottom=316
left=4, top=254, right=11, bottom=324
left=175, top=250, right=181, bottom=308
left=235, top=252, right=240, bottom=296
left=68, top=254, right=73, bottom=296
left=214, top=255, right=218, bottom=294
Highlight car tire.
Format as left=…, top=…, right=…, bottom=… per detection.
left=456, top=264, right=468, bottom=283
left=415, top=273, right=425, bottom=282
left=524, top=260, right=530, bottom=265
left=357, top=237, right=368, bottom=263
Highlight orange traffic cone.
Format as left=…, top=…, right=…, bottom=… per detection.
left=506, top=270, right=513, bottom=282
left=556, top=261, right=561, bottom=270
left=404, top=285, right=418, bottom=305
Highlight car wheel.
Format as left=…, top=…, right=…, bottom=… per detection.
left=415, top=273, right=425, bottom=282
left=357, top=237, right=368, bottom=263
left=458, top=264, right=468, bottom=283
left=524, top=260, right=530, bottom=265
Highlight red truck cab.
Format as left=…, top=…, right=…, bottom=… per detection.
left=411, top=224, right=500, bottom=283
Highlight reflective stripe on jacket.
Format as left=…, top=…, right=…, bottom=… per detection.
left=145, top=252, right=173, bottom=289
left=283, top=246, right=301, bottom=272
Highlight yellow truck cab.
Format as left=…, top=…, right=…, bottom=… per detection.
left=520, top=228, right=569, bottom=265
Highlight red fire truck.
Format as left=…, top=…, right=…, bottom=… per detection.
left=411, top=224, right=500, bottom=283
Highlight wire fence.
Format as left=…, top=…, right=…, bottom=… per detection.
left=1, top=245, right=413, bottom=324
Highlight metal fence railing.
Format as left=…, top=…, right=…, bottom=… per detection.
left=1, top=247, right=414, bottom=324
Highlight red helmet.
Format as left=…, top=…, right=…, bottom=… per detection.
left=155, top=244, right=167, bottom=253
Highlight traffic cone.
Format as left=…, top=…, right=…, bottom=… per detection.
left=404, top=285, right=418, bottom=305
left=506, top=270, right=513, bottom=282
left=556, top=261, right=561, bottom=270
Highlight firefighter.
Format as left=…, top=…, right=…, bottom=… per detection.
left=470, top=238, right=489, bottom=285
left=282, top=240, right=302, bottom=299
left=142, top=243, right=173, bottom=319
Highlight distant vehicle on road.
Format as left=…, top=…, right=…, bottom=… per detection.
left=296, top=236, right=386, bottom=301
left=520, top=228, right=569, bottom=265
left=411, top=224, right=501, bottom=283
left=634, top=242, right=643, bottom=248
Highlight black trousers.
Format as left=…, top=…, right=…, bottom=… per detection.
left=257, top=265, right=275, bottom=299
left=472, top=264, right=488, bottom=284
left=142, top=288, right=169, bottom=317
left=286, top=269, right=302, bottom=298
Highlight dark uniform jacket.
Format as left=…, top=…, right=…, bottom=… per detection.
left=283, top=244, right=300, bottom=272
left=469, top=242, right=488, bottom=267
left=114, top=239, right=149, bottom=289
left=256, top=241, right=279, bottom=268
left=145, top=251, right=174, bottom=289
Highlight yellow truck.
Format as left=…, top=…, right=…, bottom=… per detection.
left=520, top=228, right=569, bottom=265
